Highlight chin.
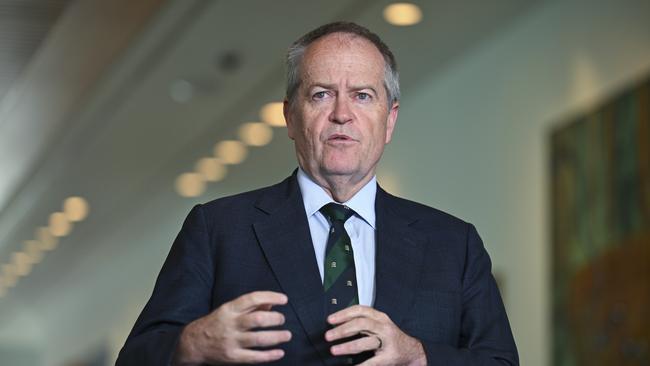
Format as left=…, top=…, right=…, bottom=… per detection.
left=321, top=164, right=360, bottom=177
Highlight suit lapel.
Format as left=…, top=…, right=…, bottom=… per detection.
left=372, top=187, right=427, bottom=329
left=251, top=177, right=427, bottom=363
left=252, top=174, right=330, bottom=363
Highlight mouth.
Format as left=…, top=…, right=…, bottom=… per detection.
left=327, top=133, right=356, bottom=142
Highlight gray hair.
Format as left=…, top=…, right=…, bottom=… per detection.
left=286, top=22, right=400, bottom=106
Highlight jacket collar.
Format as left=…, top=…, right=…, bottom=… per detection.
left=252, top=172, right=426, bottom=362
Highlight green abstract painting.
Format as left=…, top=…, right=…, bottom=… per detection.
left=551, top=76, right=650, bottom=366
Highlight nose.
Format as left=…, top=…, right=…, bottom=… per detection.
left=329, top=95, right=353, bottom=124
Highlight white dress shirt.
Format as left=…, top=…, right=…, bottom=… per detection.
left=296, top=168, right=376, bottom=306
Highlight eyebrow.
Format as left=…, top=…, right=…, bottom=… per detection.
left=308, top=83, right=379, bottom=95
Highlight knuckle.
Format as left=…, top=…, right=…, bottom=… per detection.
left=338, top=343, right=350, bottom=353
left=360, top=318, right=373, bottom=329
left=381, top=323, right=392, bottom=335
left=249, top=292, right=260, bottom=303
left=216, top=303, right=228, bottom=314
left=223, top=348, right=235, bottom=361
left=223, top=300, right=236, bottom=314
left=252, top=312, right=265, bottom=324
left=235, top=316, right=247, bottom=329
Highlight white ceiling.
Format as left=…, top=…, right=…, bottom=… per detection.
left=0, top=0, right=542, bottom=350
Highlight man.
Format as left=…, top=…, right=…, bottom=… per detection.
left=117, top=22, right=518, bottom=365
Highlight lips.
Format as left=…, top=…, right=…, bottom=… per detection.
left=327, top=133, right=355, bottom=141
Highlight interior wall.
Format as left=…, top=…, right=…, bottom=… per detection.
left=377, top=0, right=650, bottom=365
left=6, top=0, right=649, bottom=365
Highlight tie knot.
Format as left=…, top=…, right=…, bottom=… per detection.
left=320, top=203, right=354, bottom=223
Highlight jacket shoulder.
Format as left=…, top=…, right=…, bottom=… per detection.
left=381, top=189, right=469, bottom=230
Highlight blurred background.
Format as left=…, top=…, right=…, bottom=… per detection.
left=0, top=0, right=648, bottom=365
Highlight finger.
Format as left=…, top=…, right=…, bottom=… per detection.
left=239, top=310, right=285, bottom=330
left=239, top=330, right=292, bottom=348
left=331, top=334, right=381, bottom=356
left=327, top=305, right=377, bottom=325
left=230, top=291, right=288, bottom=313
left=227, top=348, right=286, bottom=364
left=325, top=317, right=375, bottom=342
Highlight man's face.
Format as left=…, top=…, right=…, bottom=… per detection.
left=284, top=33, right=398, bottom=187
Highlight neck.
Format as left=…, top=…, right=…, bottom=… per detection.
left=303, top=169, right=374, bottom=202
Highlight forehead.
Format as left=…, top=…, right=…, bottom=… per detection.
left=300, top=33, right=385, bottom=85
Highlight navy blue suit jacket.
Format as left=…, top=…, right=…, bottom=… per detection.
left=116, top=173, right=518, bottom=365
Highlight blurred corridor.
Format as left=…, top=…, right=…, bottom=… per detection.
left=0, top=0, right=648, bottom=365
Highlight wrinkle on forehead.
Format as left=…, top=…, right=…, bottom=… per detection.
left=300, top=33, right=386, bottom=91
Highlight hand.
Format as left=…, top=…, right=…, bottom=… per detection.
left=325, top=305, right=427, bottom=366
left=172, top=291, right=292, bottom=365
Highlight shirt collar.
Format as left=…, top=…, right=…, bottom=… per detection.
left=297, top=167, right=376, bottom=229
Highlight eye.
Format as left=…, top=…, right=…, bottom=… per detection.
left=313, top=91, right=327, bottom=100
left=357, top=92, right=371, bottom=101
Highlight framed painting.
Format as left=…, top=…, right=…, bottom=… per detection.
left=551, top=75, right=650, bottom=365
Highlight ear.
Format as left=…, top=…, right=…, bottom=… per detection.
left=283, top=99, right=296, bottom=140
left=384, top=101, right=399, bottom=144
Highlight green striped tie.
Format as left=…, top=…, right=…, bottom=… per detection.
left=320, top=203, right=358, bottom=313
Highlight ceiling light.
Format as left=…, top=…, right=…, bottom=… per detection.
left=37, top=227, right=59, bottom=250
left=2, top=263, right=16, bottom=278
left=3, top=273, right=17, bottom=288
left=260, top=102, right=286, bottom=127
left=169, top=79, right=195, bottom=103
left=12, top=252, right=32, bottom=277
left=175, top=172, right=206, bottom=198
left=214, top=140, right=248, bottom=165
left=383, top=3, right=423, bottom=26
left=196, top=157, right=227, bottom=182
left=0, top=271, right=17, bottom=289
left=238, top=122, right=273, bottom=146
left=24, top=240, right=43, bottom=264
left=1, top=264, right=18, bottom=288
left=49, top=212, right=71, bottom=237
left=63, top=196, right=89, bottom=222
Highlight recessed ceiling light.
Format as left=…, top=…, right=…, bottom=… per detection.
left=196, top=157, right=227, bottom=182
left=260, top=102, right=286, bottom=127
left=239, top=122, right=274, bottom=147
left=63, top=196, right=89, bottom=222
left=49, top=212, right=71, bottom=237
left=1, top=264, right=18, bottom=288
left=24, top=240, right=43, bottom=264
left=214, top=140, right=248, bottom=165
left=169, top=79, right=195, bottom=103
left=2, top=263, right=16, bottom=278
left=4, top=274, right=17, bottom=288
left=383, top=3, right=423, bottom=26
left=12, top=252, right=32, bottom=277
left=175, top=172, right=206, bottom=198
left=37, top=227, right=59, bottom=251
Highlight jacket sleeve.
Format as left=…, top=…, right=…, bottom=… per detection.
left=420, top=224, right=519, bottom=365
left=115, top=204, right=215, bottom=366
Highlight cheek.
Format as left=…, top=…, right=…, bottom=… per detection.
left=302, top=126, right=316, bottom=145
left=304, top=121, right=324, bottom=144
left=366, top=128, right=388, bottom=156
left=296, top=127, right=320, bottom=155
